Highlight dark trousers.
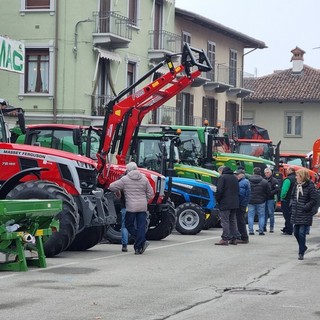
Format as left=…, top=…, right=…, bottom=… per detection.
left=281, top=200, right=293, bottom=234
left=236, top=206, right=248, bottom=241
left=220, top=209, right=238, bottom=241
left=293, top=224, right=308, bottom=255
left=125, top=211, right=147, bottom=250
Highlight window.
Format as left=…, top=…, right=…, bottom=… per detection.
left=225, top=101, right=239, bottom=136
left=25, top=49, right=49, bottom=93
left=243, top=111, right=255, bottom=124
left=20, top=0, right=55, bottom=12
left=176, top=93, right=194, bottom=125
left=285, top=112, right=302, bottom=137
left=229, top=49, right=237, bottom=86
left=202, top=97, right=217, bottom=126
left=127, top=62, right=136, bottom=95
left=128, top=0, right=139, bottom=26
left=182, top=31, right=191, bottom=49
left=207, top=41, right=215, bottom=81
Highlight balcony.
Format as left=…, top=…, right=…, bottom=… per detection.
left=148, top=30, right=182, bottom=60
left=204, top=64, right=233, bottom=93
left=204, top=65, right=253, bottom=97
left=92, top=11, right=132, bottom=49
left=147, top=105, right=202, bottom=126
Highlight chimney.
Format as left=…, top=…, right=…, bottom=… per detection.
left=290, top=47, right=305, bottom=74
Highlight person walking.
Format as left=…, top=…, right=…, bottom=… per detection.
left=109, top=162, right=154, bottom=255
left=234, top=169, right=251, bottom=244
left=290, top=168, right=318, bottom=260
left=215, top=166, right=239, bottom=245
left=247, top=167, right=271, bottom=235
left=280, top=166, right=296, bottom=235
left=264, top=168, right=280, bottom=233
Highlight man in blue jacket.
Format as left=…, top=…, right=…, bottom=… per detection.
left=215, top=166, right=240, bottom=245
left=234, top=169, right=251, bottom=243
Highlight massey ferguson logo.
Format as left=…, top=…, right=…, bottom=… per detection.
left=1, top=149, right=46, bottom=160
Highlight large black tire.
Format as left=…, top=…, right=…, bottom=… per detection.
left=6, top=180, right=79, bottom=257
left=175, top=203, right=205, bottom=235
left=146, top=204, right=176, bottom=240
left=67, top=195, right=108, bottom=250
left=67, top=225, right=106, bottom=251
left=203, top=209, right=221, bottom=229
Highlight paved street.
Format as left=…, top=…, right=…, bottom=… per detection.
left=1, top=214, right=320, bottom=320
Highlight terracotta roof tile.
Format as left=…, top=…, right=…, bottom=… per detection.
left=243, top=65, right=320, bottom=102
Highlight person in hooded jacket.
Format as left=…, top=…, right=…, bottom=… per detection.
left=215, top=166, right=239, bottom=245
left=290, top=168, right=318, bottom=260
left=109, top=162, right=154, bottom=255
left=247, top=167, right=271, bottom=235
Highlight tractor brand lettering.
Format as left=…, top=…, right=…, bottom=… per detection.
left=1, top=149, right=46, bottom=159
left=0, top=36, right=25, bottom=74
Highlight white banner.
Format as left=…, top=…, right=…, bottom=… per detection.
left=0, top=36, right=25, bottom=74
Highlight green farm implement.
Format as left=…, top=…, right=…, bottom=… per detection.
left=0, top=199, right=61, bottom=271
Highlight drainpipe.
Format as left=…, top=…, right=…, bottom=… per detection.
left=240, top=48, right=258, bottom=123
left=73, top=18, right=93, bottom=59
left=53, top=0, right=59, bottom=123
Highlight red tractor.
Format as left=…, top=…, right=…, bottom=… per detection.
left=10, top=43, right=213, bottom=244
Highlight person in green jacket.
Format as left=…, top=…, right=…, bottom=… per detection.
left=280, top=167, right=296, bottom=235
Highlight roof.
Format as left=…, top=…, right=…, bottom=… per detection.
left=175, top=8, right=267, bottom=49
left=243, top=65, right=320, bottom=102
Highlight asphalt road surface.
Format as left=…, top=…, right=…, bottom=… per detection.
left=1, top=214, right=320, bottom=320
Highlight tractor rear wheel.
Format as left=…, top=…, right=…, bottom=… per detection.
left=175, top=203, right=205, bottom=235
left=67, top=225, right=106, bottom=251
left=6, top=180, right=79, bottom=257
left=146, top=204, right=176, bottom=240
left=67, top=197, right=107, bottom=250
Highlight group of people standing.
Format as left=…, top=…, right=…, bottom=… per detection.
left=214, top=165, right=318, bottom=260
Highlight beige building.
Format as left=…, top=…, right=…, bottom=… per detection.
left=243, top=47, right=320, bottom=153
left=168, top=8, right=266, bottom=134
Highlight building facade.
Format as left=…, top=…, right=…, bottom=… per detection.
left=1, top=0, right=266, bottom=133
left=243, top=47, right=320, bottom=153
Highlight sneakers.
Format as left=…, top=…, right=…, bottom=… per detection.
left=269, top=229, right=274, bottom=233
left=215, top=239, right=229, bottom=246
left=259, top=232, right=265, bottom=236
left=134, top=249, right=140, bottom=255
left=229, top=239, right=237, bottom=245
left=140, top=241, right=150, bottom=254
left=298, top=254, right=304, bottom=260
left=121, top=245, right=128, bottom=252
left=249, top=232, right=254, bottom=235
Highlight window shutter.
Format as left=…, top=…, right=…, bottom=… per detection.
left=176, top=93, right=182, bottom=125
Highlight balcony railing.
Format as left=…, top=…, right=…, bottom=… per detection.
left=148, top=30, right=181, bottom=54
left=147, top=105, right=202, bottom=126
left=93, top=11, right=132, bottom=41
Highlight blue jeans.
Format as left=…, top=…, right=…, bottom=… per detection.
left=125, top=211, right=147, bottom=250
left=248, top=203, right=266, bottom=233
left=264, top=199, right=275, bottom=231
left=293, top=224, right=308, bottom=255
left=121, top=208, right=128, bottom=246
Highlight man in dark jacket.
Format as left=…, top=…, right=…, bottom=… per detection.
left=280, top=166, right=296, bottom=235
left=235, top=169, right=251, bottom=243
left=263, top=168, right=280, bottom=233
left=215, top=166, right=239, bottom=245
left=248, top=167, right=271, bottom=235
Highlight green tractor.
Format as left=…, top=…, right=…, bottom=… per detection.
left=142, top=125, right=275, bottom=175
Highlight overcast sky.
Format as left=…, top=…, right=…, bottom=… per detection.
left=175, top=0, right=320, bottom=77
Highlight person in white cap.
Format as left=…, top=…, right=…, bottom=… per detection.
left=109, top=162, right=154, bottom=254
